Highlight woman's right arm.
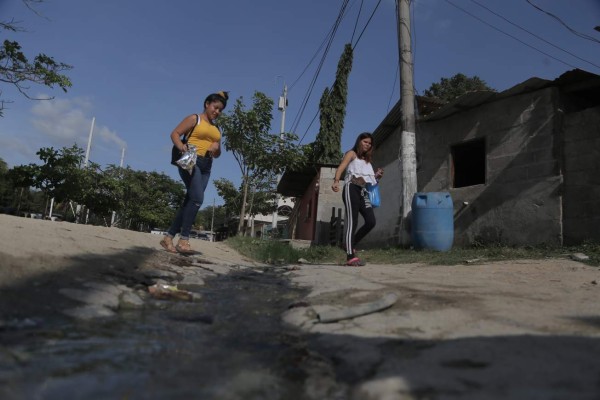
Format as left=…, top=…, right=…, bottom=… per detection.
left=170, top=115, right=197, bottom=152
left=331, top=151, right=355, bottom=192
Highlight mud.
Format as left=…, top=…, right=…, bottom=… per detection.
left=0, top=268, right=341, bottom=400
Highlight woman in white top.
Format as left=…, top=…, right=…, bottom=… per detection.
left=332, top=132, right=383, bottom=266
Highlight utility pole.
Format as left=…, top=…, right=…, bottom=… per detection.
left=271, top=83, right=288, bottom=230
left=396, top=0, right=417, bottom=246
left=84, top=117, right=96, bottom=224
left=111, top=147, right=125, bottom=227
left=84, top=117, right=95, bottom=167
left=76, top=117, right=95, bottom=223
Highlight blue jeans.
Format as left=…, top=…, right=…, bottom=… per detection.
left=167, top=156, right=212, bottom=240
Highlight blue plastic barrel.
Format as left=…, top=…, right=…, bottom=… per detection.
left=411, top=192, right=454, bottom=251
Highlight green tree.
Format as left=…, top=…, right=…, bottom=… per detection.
left=214, top=175, right=279, bottom=233
left=313, top=43, right=353, bottom=164
left=75, top=162, right=121, bottom=221
left=1, top=0, right=73, bottom=116
left=213, top=178, right=242, bottom=221
left=219, top=91, right=306, bottom=235
left=423, top=73, right=495, bottom=102
left=196, top=204, right=227, bottom=232
left=33, top=145, right=84, bottom=217
left=0, top=158, right=9, bottom=206
left=118, top=168, right=183, bottom=231
left=6, top=164, right=37, bottom=212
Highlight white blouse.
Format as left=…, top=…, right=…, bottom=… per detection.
left=345, top=157, right=377, bottom=185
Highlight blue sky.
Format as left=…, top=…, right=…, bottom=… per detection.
left=1, top=0, right=599, bottom=208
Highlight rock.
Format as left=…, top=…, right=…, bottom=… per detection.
left=63, top=304, right=115, bottom=320
left=119, top=291, right=144, bottom=309
left=59, top=287, right=120, bottom=310
left=570, top=253, right=590, bottom=261
left=281, top=306, right=318, bottom=329
left=140, top=268, right=179, bottom=279
left=179, top=275, right=205, bottom=286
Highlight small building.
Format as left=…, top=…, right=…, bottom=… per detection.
left=276, top=69, right=600, bottom=248
left=367, top=69, right=600, bottom=247
left=278, top=163, right=345, bottom=245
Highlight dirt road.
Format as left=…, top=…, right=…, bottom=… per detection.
left=1, top=214, right=599, bottom=399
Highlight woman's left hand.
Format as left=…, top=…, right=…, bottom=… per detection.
left=208, top=142, right=221, bottom=158
left=375, top=168, right=384, bottom=180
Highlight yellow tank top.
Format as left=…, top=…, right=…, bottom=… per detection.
left=187, top=118, right=221, bottom=156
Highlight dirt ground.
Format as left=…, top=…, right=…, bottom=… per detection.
left=1, top=214, right=600, bottom=399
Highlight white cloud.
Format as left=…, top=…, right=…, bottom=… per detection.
left=0, top=96, right=128, bottom=168
left=30, top=95, right=127, bottom=152
left=95, top=125, right=127, bottom=150
left=31, top=97, right=94, bottom=146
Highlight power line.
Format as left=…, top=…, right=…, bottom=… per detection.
left=352, top=0, right=383, bottom=50
left=289, top=24, right=335, bottom=92
left=350, top=0, right=364, bottom=45
left=298, top=0, right=383, bottom=145
left=470, top=0, right=600, bottom=70
left=297, top=111, right=320, bottom=145
left=290, top=0, right=360, bottom=92
left=387, top=62, right=399, bottom=112
left=290, top=0, right=350, bottom=138
left=444, top=0, right=579, bottom=70
left=526, top=0, right=600, bottom=45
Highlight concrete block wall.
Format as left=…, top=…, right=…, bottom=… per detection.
left=367, top=87, right=565, bottom=247
left=563, top=105, right=600, bottom=244
left=314, top=167, right=345, bottom=246
left=419, top=88, right=563, bottom=246
left=362, top=129, right=405, bottom=248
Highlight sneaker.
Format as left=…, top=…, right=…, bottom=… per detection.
left=345, top=257, right=366, bottom=267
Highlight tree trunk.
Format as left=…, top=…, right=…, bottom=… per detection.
left=237, top=175, right=249, bottom=235
left=42, top=195, right=49, bottom=219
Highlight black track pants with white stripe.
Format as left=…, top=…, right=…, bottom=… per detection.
left=342, top=182, right=376, bottom=258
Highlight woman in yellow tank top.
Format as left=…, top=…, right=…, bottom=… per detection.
left=160, top=91, right=228, bottom=254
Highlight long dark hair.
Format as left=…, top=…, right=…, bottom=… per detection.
left=204, top=91, right=229, bottom=109
left=351, top=132, right=374, bottom=163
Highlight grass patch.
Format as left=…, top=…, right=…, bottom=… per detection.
left=226, top=236, right=600, bottom=267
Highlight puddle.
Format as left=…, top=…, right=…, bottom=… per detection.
left=0, top=268, right=335, bottom=400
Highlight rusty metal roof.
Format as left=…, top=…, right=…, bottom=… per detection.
left=372, top=69, right=600, bottom=146
left=281, top=69, right=599, bottom=196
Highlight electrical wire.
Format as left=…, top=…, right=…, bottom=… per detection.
left=526, top=0, right=600, bottom=45
left=298, top=0, right=384, bottom=144
left=387, top=62, right=399, bottom=112
left=350, top=0, right=364, bottom=45
left=290, top=0, right=360, bottom=92
left=290, top=0, right=350, bottom=139
left=444, top=0, right=579, bottom=70
left=289, top=24, right=336, bottom=92
left=470, top=0, right=600, bottom=70
left=352, top=0, right=383, bottom=50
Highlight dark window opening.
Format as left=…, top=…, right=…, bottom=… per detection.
left=562, top=88, right=600, bottom=113
left=451, top=139, right=486, bottom=188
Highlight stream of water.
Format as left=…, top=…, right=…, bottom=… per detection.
left=1, top=268, right=338, bottom=400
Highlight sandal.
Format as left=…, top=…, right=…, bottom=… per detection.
left=160, top=236, right=177, bottom=253
left=346, top=257, right=366, bottom=267
left=176, top=239, right=195, bottom=254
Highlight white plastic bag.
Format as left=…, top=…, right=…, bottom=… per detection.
left=175, top=145, right=197, bottom=174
